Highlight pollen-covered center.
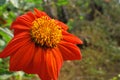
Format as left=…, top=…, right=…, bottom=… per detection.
left=30, top=16, right=62, bottom=48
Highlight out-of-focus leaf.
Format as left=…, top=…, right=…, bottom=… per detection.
left=0, top=28, right=11, bottom=43
left=25, top=0, right=42, bottom=3
left=57, top=0, right=68, bottom=6
left=0, top=75, right=12, bottom=79
left=10, top=0, right=19, bottom=8
left=13, top=71, right=24, bottom=80
left=0, top=58, right=2, bottom=62
left=0, top=0, right=6, bottom=6
left=0, top=39, right=5, bottom=46
left=67, top=19, right=74, bottom=31
left=80, top=16, right=84, bottom=20
left=34, top=0, right=42, bottom=4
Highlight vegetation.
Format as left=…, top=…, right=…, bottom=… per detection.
left=0, top=0, right=120, bottom=80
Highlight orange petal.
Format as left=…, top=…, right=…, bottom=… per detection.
left=58, top=41, right=82, bottom=60
left=0, top=32, right=30, bottom=58
left=11, top=22, right=31, bottom=36
left=32, top=47, right=43, bottom=73
left=56, top=20, right=68, bottom=30
left=11, top=12, right=35, bottom=30
left=38, top=48, right=63, bottom=80
left=17, top=12, right=35, bottom=23
left=62, top=30, right=83, bottom=44
left=23, top=47, right=43, bottom=74
left=34, top=8, right=50, bottom=18
left=12, top=21, right=30, bottom=30
left=9, top=41, right=35, bottom=71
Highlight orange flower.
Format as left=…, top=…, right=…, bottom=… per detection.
left=0, top=8, right=83, bottom=80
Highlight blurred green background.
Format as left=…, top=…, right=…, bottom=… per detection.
left=0, top=0, right=120, bottom=80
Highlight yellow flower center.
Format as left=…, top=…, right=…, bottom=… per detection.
left=30, top=16, right=62, bottom=48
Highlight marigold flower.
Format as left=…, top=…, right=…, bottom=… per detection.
left=0, top=8, right=83, bottom=80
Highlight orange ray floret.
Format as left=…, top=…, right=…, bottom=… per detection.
left=0, top=8, right=83, bottom=80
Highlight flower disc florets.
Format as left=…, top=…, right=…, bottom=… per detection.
left=30, top=16, right=62, bottom=48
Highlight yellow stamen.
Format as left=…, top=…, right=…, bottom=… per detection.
left=30, top=16, right=62, bottom=48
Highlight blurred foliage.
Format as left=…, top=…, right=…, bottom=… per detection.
left=0, top=0, right=120, bottom=80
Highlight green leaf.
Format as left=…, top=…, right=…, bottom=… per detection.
left=0, top=0, right=6, bottom=6
left=10, top=0, right=19, bottom=8
left=0, top=75, right=12, bottom=80
left=57, top=0, right=68, bottom=6
left=0, top=39, right=5, bottom=46
left=0, top=29, right=11, bottom=43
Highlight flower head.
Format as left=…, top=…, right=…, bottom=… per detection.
left=30, top=16, right=62, bottom=48
left=0, top=8, right=83, bottom=80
